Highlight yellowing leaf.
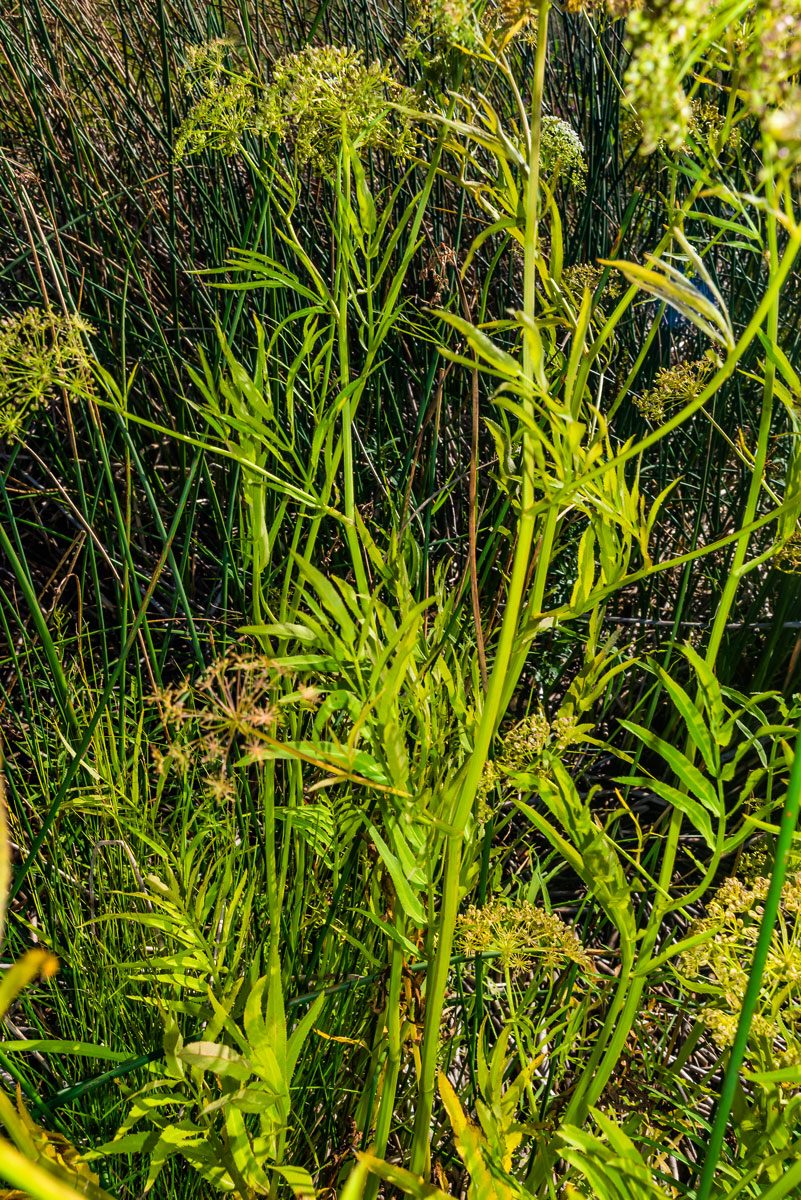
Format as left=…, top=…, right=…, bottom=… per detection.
left=438, top=1074, right=514, bottom=1200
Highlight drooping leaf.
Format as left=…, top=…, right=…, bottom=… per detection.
left=177, top=1041, right=253, bottom=1081
left=618, top=719, right=720, bottom=816
left=438, top=1074, right=514, bottom=1200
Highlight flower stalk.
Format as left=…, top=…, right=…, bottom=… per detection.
left=409, top=0, right=551, bottom=1174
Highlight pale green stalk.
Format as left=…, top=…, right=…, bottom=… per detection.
left=281, top=117, right=453, bottom=617
left=409, top=2, right=551, bottom=1174
left=695, top=715, right=801, bottom=1200
left=364, top=920, right=405, bottom=1200
left=337, top=143, right=369, bottom=597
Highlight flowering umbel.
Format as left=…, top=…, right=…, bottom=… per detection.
left=748, top=0, right=801, bottom=158
left=0, top=307, right=95, bottom=441
left=561, top=263, right=622, bottom=309
left=624, top=0, right=801, bottom=157
left=634, top=358, right=714, bottom=424
left=175, top=42, right=413, bottom=172
left=776, top=529, right=801, bottom=573
left=540, top=116, right=588, bottom=190
left=175, top=77, right=255, bottom=159
left=748, top=0, right=801, bottom=112
left=458, top=898, right=593, bottom=974
left=253, top=46, right=414, bottom=175
left=175, top=39, right=257, bottom=159
left=679, top=869, right=801, bottom=1058
left=624, top=0, right=711, bottom=153
left=151, top=648, right=281, bottom=804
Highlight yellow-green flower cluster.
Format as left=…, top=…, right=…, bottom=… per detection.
left=685, top=98, right=739, bottom=154
left=409, top=0, right=541, bottom=55
left=179, top=37, right=236, bottom=88
left=624, top=0, right=801, bottom=158
left=175, top=42, right=413, bottom=172
left=504, top=709, right=551, bottom=763
left=680, top=869, right=801, bottom=1054
left=763, top=102, right=801, bottom=149
left=476, top=758, right=504, bottom=821
left=749, top=1, right=801, bottom=156
left=541, top=116, right=588, bottom=190
left=634, top=358, right=714, bottom=424
left=748, top=0, right=801, bottom=112
left=624, top=0, right=712, bottom=153
left=253, top=46, right=414, bottom=175
left=175, top=77, right=255, bottom=159
left=702, top=1007, right=773, bottom=1048
left=776, top=530, right=801, bottom=574
left=175, top=38, right=257, bottom=162
left=474, top=709, right=592, bottom=821
left=0, top=307, right=95, bottom=442
left=566, top=0, right=640, bottom=15
left=484, top=0, right=536, bottom=48
left=562, top=263, right=622, bottom=306
left=502, top=707, right=591, bottom=771
left=458, top=898, right=593, bottom=974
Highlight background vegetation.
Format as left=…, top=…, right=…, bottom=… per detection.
left=2, top=0, right=801, bottom=1196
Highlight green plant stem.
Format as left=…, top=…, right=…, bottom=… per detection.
left=704, top=195, right=779, bottom=672
left=696, top=718, right=801, bottom=1200
left=364, top=917, right=405, bottom=1200
left=338, top=146, right=369, bottom=598
left=408, top=4, right=550, bottom=1175
left=690, top=165, right=783, bottom=1200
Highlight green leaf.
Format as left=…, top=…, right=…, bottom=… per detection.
left=648, top=661, right=717, bottom=774
left=0, top=951, right=58, bottom=1020
left=682, top=642, right=729, bottom=746
left=224, top=1105, right=273, bottom=1194
left=618, top=719, right=720, bottom=815
left=439, top=1073, right=513, bottom=1200
left=0, top=1138, right=117, bottom=1200
left=266, top=653, right=340, bottom=672
left=286, top=990, right=326, bottom=1082
left=224, top=1083, right=282, bottom=1115
left=367, top=825, right=427, bottom=928
left=178, top=1041, right=253, bottom=1081
left=559, top=1108, right=666, bottom=1200
left=532, top=763, right=636, bottom=959
left=291, top=555, right=359, bottom=642
left=144, top=1125, right=206, bottom=1193
left=434, top=311, right=521, bottom=378
left=87, top=1130, right=161, bottom=1158
left=357, top=1152, right=452, bottom=1200
left=356, top=909, right=419, bottom=957
left=348, top=144, right=377, bottom=237
left=0, top=776, right=8, bottom=947
left=0, top=1040, right=133, bottom=1062
left=622, top=776, right=715, bottom=848
left=264, top=941, right=288, bottom=1086
left=238, top=622, right=319, bottom=643
left=273, top=1163, right=317, bottom=1199
left=570, top=526, right=596, bottom=611
left=600, top=257, right=734, bottom=349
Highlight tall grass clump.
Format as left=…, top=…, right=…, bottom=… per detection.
left=2, top=0, right=801, bottom=1198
